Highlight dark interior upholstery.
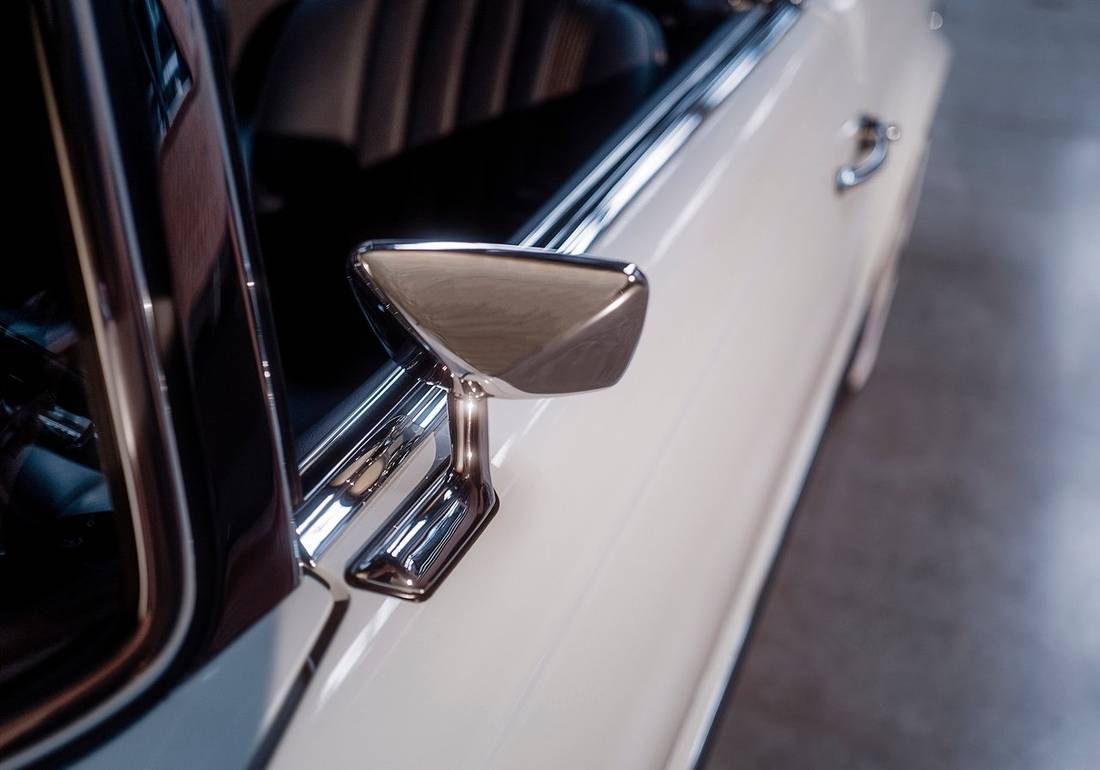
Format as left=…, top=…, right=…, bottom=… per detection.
left=252, top=0, right=666, bottom=170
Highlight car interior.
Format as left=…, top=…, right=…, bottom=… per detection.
left=213, top=0, right=745, bottom=455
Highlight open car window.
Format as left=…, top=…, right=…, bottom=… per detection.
left=218, top=0, right=743, bottom=465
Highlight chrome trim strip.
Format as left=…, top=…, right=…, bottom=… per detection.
left=295, top=382, right=449, bottom=560
left=246, top=564, right=349, bottom=770
left=525, top=1, right=801, bottom=253
left=836, top=115, right=901, bottom=191
left=293, top=1, right=802, bottom=564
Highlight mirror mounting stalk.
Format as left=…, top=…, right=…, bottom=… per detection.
left=346, top=241, right=647, bottom=599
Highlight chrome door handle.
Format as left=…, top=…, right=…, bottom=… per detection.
left=836, top=116, right=900, bottom=191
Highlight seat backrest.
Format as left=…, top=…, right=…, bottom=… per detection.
left=251, top=0, right=667, bottom=169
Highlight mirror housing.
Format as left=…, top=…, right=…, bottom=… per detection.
left=350, top=241, right=648, bottom=397
left=346, top=241, right=648, bottom=599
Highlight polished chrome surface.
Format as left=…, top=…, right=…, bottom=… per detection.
left=836, top=115, right=900, bottom=191
left=345, top=241, right=648, bottom=599
left=351, top=241, right=648, bottom=398
left=346, top=385, right=497, bottom=600
left=247, top=563, right=349, bottom=768
left=518, top=1, right=801, bottom=253
left=295, top=381, right=448, bottom=558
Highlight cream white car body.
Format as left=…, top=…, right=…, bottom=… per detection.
left=77, top=1, right=948, bottom=767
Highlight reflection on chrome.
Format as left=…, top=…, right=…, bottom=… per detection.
left=345, top=242, right=649, bottom=599
left=296, top=385, right=448, bottom=558
left=350, top=242, right=648, bottom=398
left=346, top=382, right=497, bottom=600
left=293, top=1, right=801, bottom=584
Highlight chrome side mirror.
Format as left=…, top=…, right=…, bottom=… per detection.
left=346, top=241, right=648, bottom=599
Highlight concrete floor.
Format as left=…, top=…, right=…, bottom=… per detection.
left=703, top=2, right=1100, bottom=769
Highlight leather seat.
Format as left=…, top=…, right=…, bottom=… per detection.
left=249, top=0, right=667, bottom=176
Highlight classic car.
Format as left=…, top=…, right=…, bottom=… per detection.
left=1, top=0, right=948, bottom=766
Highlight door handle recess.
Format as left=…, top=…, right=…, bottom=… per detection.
left=345, top=241, right=648, bottom=600
left=836, top=116, right=900, bottom=191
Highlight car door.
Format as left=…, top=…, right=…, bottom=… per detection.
left=268, top=4, right=886, bottom=770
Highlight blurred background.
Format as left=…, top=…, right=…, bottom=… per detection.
left=704, top=1, right=1100, bottom=768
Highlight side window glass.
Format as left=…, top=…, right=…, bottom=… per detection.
left=0, top=4, right=138, bottom=745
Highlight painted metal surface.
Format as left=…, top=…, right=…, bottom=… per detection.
left=5, top=0, right=302, bottom=759
left=70, top=574, right=339, bottom=770
left=264, top=4, right=947, bottom=770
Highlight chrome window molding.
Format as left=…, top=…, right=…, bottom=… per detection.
left=3, top=5, right=198, bottom=764
left=528, top=1, right=801, bottom=254
left=293, top=1, right=803, bottom=564
left=296, top=373, right=450, bottom=559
